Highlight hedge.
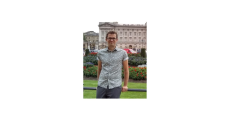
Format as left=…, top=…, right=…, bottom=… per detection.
left=83, top=66, right=147, bottom=80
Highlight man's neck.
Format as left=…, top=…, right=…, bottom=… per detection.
left=108, top=46, right=116, bottom=51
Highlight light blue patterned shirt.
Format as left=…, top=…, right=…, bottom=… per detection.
left=97, top=47, right=128, bottom=89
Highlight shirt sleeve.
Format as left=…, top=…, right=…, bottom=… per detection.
left=123, top=51, right=128, bottom=61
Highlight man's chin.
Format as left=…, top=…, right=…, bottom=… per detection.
left=108, top=44, right=115, bottom=47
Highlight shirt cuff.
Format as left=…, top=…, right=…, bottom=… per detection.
left=123, top=57, right=128, bottom=61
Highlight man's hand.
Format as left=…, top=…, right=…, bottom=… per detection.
left=122, top=86, right=128, bottom=92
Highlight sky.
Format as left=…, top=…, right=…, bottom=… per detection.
left=82, top=21, right=147, bottom=33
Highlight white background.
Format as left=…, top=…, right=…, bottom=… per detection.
left=0, top=0, right=230, bottom=129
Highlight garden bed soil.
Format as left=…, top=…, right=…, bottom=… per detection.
left=83, top=76, right=147, bottom=83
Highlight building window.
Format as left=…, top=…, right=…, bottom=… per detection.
left=130, top=32, right=131, bottom=36
left=120, top=32, right=122, bottom=35
left=139, top=32, right=141, bottom=36
left=120, top=37, right=122, bottom=41
left=134, top=32, right=136, bottom=36
left=125, top=32, right=127, bottom=36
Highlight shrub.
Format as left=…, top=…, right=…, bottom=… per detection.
left=128, top=56, right=147, bottom=66
left=85, top=49, right=90, bottom=56
left=129, top=67, right=147, bottom=80
left=84, top=62, right=94, bottom=68
left=141, top=48, right=146, bottom=58
left=128, top=53, right=141, bottom=57
left=83, top=66, right=98, bottom=77
left=84, top=56, right=98, bottom=65
left=121, top=66, right=147, bottom=80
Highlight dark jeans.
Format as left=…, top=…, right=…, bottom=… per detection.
left=96, top=86, right=122, bottom=98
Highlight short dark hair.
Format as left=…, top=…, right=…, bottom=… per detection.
left=106, top=31, right=118, bottom=39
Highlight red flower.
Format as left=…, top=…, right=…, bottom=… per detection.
left=141, top=72, right=142, bottom=74
left=88, top=70, right=90, bottom=71
left=142, top=75, right=143, bottom=76
left=135, top=69, right=136, bottom=72
left=145, top=76, right=146, bottom=78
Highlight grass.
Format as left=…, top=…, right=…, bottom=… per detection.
left=83, top=80, right=147, bottom=99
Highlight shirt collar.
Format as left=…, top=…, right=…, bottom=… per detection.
left=106, top=47, right=118, bottom=52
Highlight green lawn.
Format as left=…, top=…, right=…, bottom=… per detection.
left=83, top=80, right=147, bottom=99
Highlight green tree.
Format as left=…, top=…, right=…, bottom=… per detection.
left=141, top=48, right=146, bottom=58
left=83, top=34, right=86, bottom=42
left=85, top=49, right=90, bottom=56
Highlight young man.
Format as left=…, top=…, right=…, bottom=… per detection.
left=96, top=31, right=129, bottom=98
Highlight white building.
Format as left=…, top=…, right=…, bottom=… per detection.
left=98, top=22, right=147, bottom=50
left=83, top=31, right=99, bottom=50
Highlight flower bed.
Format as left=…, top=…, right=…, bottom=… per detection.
left=83, top=62, right=94, bottom=68
left=128, top=56, right=147, bottom=66
left=84, top=55, right=146, bottom=67
left=83, top=66, right=147, bottom=80
left=128, top=53, right=141, bottom=57
left=84, top=55, right=98, bottom=65
left=83, top=66, right=98, bottom=77
left=88, top=52, right=97, bottom=56
left=122, top=66, right=147, bottom=80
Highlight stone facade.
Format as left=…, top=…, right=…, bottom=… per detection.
left=83, top=31, right=99, bottom=50
left=98, top=22, right=147, bottom=50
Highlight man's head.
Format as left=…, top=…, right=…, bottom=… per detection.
left=106, top=31, right=118, bottom=48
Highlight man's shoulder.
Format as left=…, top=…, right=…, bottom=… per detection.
left=98, top=48, right=107, bottom=53
left=116, top=48, right=125, bottom=52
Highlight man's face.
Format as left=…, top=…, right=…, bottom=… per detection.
left=106, top=34, right=118, bottom=48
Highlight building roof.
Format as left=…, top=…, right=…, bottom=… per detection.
left=99, top=22, right=147, bottom=28
left=83, top=31, right=99, bottom=36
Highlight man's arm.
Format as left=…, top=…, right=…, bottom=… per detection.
left=97, top=60, right=102, bottom=80
left=122, top=60, right=129, bottom=92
